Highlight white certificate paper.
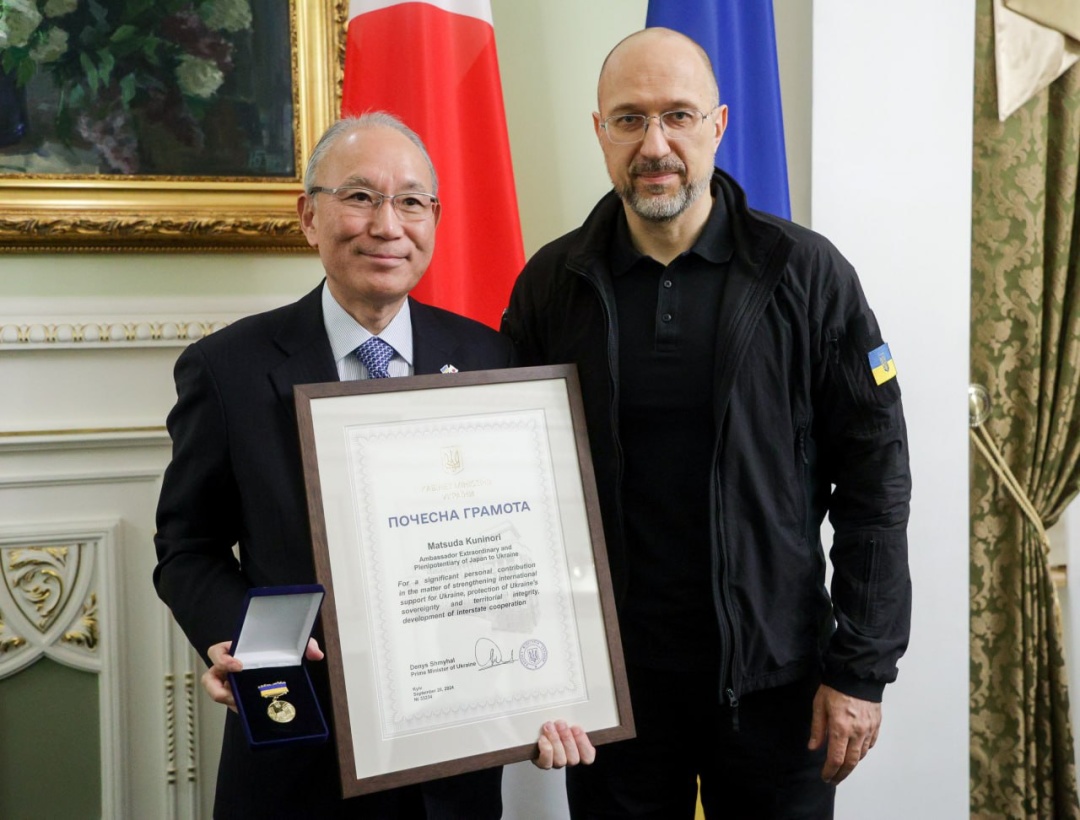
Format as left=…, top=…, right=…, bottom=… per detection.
left=297, top=367, right=633, bottom=796
left=345, top=410, right=586, bottom=737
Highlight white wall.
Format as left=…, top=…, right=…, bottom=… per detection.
left=493, top=0, right=649, bottom=257
left=774, top=0, right=814, bottom=227
left=812, top=3, right=973, bottom=817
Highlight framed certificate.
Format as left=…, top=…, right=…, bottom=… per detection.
left=295, top=365, right=633, bottom=796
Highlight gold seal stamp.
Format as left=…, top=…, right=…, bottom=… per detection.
left=258, top=681, right=296, bottom=724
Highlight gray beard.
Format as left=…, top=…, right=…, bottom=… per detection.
left=619, top=174, right=710, bottom=222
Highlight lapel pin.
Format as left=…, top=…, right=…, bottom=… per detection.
left=440, top=364, right=459, bottom=374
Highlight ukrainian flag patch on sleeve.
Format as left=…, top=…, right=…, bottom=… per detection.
left=868, top=343, right=897, bottom=385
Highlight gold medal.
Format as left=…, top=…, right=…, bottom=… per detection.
left=266, top=698, right=296, bottom=723
left=258, top=681, right=296, bottom=723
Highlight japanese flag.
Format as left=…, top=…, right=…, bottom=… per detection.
left=342, top=0, right=524, bottom=328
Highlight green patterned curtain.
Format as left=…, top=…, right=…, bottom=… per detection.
left=970, top=0, right=1080, bottom=816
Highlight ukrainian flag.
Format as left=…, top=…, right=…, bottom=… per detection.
left=868, top=343, right=897, bottom=385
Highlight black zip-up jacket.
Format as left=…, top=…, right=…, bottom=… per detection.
left=502, top=169, right=911, bottom=703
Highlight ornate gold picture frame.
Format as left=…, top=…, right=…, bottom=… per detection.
left=0, top=0, right=347, bottom=252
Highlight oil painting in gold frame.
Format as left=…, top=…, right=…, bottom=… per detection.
left=0, top=0, right=347, bottom=252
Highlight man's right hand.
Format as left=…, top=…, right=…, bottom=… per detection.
left=202, top=638, right=325, bottom=712
left=203, top=641, right=244, bottom=711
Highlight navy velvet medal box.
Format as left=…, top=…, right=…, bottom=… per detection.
left=228, top=585, right=328, bottom=748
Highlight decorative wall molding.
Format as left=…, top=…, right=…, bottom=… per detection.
left=0, top=427, right=172, bottom=490
left=0, top=527, right=112, bottom=678
left=163, top=614, right=205, bottom=818
left=0, top=316, right=232, bottom=350
left=185, top=671, right=197, bottom=785
left=0, top=470, right=169, bottom=491
left=0, top=294, right=293, bottom=351
left=165, top=673, right=178, bottom=787
left=0, top=427, right=170, bottom=454
left=0, top=293, right=293, bottom=817
left=0, top=520, right=123, bottom=817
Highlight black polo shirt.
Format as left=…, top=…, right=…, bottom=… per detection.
left=611, top=186, right=733, bottom=671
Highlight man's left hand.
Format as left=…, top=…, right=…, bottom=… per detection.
left=807, top=684, right=881, bottom=785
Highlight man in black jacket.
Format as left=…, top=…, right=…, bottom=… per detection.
left=502, top=28, right=911, bottom=819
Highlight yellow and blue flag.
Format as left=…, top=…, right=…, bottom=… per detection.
left=868, top=343, right=897, bottom=385
left=258, top=682, right=289, bottom=698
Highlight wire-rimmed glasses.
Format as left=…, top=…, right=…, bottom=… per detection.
left=307, top=184, right=439, bottom=221
left=600, top=109, right=714, bottom=144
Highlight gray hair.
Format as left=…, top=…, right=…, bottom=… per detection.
left=303, top=112, right=439, bottom=194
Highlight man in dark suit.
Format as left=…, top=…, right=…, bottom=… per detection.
left=154, top=113, right=590, bottom=818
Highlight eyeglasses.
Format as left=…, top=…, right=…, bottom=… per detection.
left=600, top=109, right=713, bottom=144
left=307, top=184, right=439, bottom=221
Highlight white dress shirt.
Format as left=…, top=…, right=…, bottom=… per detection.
left=321, top=282, right=415, bottom=380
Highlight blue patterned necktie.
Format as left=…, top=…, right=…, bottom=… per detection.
left=356, top=336, right=395, bottom=379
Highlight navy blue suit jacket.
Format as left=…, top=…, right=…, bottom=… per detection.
left=154, top=284, right=513, bottom=817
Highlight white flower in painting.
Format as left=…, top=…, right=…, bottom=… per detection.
left=199, top=0, right=252, bottom=33
left=176, top=54, right=225, bottom=99
left=43, top=0, right=78, bottom=18
left=0, top=0, right=43, bottom=48
left=28, top=25, right=67, bottom=62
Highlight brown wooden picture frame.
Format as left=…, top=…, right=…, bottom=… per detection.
left=295, top=365, right=633, bottom=797
left=0, top=0, right=347, bottom=252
